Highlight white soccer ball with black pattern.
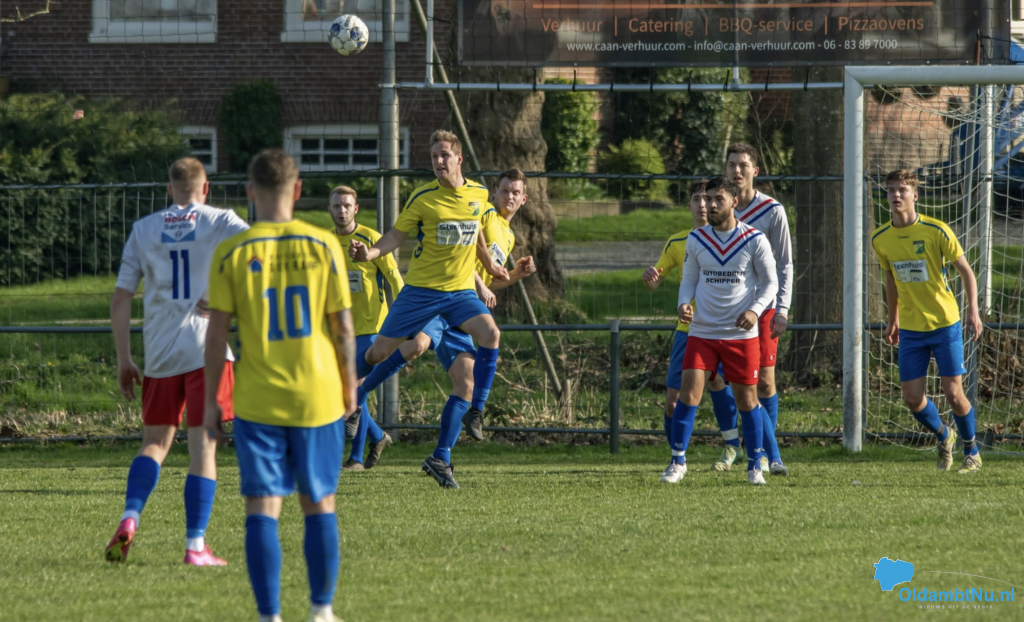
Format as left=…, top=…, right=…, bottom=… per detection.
left=328, top=14, right=369, bottom=56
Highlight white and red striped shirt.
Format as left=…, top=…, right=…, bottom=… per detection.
left=678, top=222, right=778, bottom=340
left=735, top=191, right=792, bottom=316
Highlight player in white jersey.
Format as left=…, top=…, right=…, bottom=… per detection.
left=105, top=157, right=250, bottom=565
left=707, top=142, right=794, bottom=475
left=663, top=176, right=778, bottom=486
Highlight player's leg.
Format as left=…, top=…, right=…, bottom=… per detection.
left=436, top=327, right=485, bottom=441
left=235, top=418, right=295, bottom=622
left=363, top=286, right=445, bottom=370
left=105, top=374, right=183, bottom=562
left=707, top=368, right=740, bottom=471
left=756, top=309, right=784, bottom=474
left=449, top=290, right=501, bottom=417
left=661, top=337, right=715, bottom=483
left=291, top=420, right=344, bottom=622
left=898, top=330, right=956, bottom=470
left=932, top=322, right=980, bottom=472
left=663, top=331, right=686, bottom=459
left=720, top=337, right=766, bottom=485
left=423, top=351, right=474, bottom=489
left=180, top=365, right=232, bottom=565
left=352, top=332, right=430, bottom=439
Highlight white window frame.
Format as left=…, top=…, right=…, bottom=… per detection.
left=179, top=126, right=218, bottom=173
left=1014, top=0, right=1024, bottom=40
left=89, top=0, right=216, bottom=44
left=279, top=0, right=409, bottom=44
left=285, top=125, right=409, bottom=172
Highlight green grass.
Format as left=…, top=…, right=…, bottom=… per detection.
left=555, top=208, right=694, bottom=242
left=1, top=443, right=1022, bottom=621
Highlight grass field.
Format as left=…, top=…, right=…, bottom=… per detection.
left=1, top=443, right=1022, bottom=621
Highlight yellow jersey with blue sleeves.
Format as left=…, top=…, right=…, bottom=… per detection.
left=208, top=220, right=351, bottom=428
left=336, top=224, right=404, bottom=336
left=394, top=179, right=490, bottom=292
left=871, top=214, right=964, bottom=332
left=653, top=228, right=692, bottom=333
left=476, top=205, right=516, bottom=288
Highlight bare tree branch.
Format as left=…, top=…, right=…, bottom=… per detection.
left=1, top=0, right=54, bottom=23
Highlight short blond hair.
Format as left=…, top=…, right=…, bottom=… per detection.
left=249, top=149, right=299, bottom=193
left=430, top=129, right=462, bottom=156
left=168, top=157, right=207, bottom=192
left=330, top=185, right=358, bottom=203
left=885, top=169, right=919, bottom=191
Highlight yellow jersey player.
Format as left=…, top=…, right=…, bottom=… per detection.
left=871, top=169, right=983, bottom=473
left=327, top=184, right=403, bottom=471
left=642, top=180, right=737, bottom=478
left=349, top=130, right=509, bottom=489
left=203, top=150, right=358, bottom=622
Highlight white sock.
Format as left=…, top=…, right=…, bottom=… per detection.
left=121, top=510, right=140, bottom=524
left=186, top=536, right=205, bottom=552
left=311, top=604, right=333, bottom=618
left=258, top=615, right=283, bottom=622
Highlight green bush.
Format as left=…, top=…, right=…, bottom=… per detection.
left=220, top=79, right=283, bottom=172
left=0, top=93, right=188, bottom=286
left=597, top=139, right=669, bottom=201
left=541, top=78, right=600, bottom=173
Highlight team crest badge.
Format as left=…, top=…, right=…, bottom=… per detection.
left=913, top=240, right=925, bottom=254
left=470, top=201, right=480, bottom=216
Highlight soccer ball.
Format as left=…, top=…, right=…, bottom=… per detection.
left=328, top=14, right=369, bottom=57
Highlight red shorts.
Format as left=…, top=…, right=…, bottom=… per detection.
left=758, top=308, right=778, bottom=368
left=682, top=336, right=761, bottom=385
left=141, top=363, right=234, bottom=428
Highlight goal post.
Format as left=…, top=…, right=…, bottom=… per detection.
left=843, top=66, right=1024, bottom=452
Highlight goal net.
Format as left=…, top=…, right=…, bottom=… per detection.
left=855, top=71, right=1024, bottom=452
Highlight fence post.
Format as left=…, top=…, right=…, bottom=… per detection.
left=609, top=319, right=620, bottom=454
left=380, top=0, right=401, bottom=433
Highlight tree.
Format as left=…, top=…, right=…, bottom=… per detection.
left=456, top=69, right=563, bottom=300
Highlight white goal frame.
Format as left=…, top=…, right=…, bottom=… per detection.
left=842, top=66, right=1024, bottom=451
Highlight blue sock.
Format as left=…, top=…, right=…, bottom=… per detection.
left=954, top=408, right=978, bottom=456
left=184, top=474, right=216, bottom=539
left=431, top=395, right=471, bottom=464
left=471, top=346, right=499, bottom=411
left=669, top=402, right=698, bottom=465
left=348, top=401, right=370, bottom=464
left=759, top=405, right=782, bottom=464
left=245, top=514, right=282, bottom=617
left=912, top=399, right=947, bottom=440
left=710, top=387, right=740, bottom=448
left=761, top=393, right=779, bottom=432
left=122, top=456, right=160, bottom=523
left=365, top=411, right=384, bottom=445
left=360, top=349, right=407, bottom=392
left=304, top=513, right=339, bottom=607
left=356, top=350, right=376, bottom=381
left=739, top=408, right=764, bottom=471
left=663, top=414, right=672, bottom=447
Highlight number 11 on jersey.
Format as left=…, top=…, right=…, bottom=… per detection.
left=170, top=250, right=190, bottom=299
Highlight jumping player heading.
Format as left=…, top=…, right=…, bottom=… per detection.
left=871, top=169, right=983, bottom=473
left=667, top=176, right=778, bottom=485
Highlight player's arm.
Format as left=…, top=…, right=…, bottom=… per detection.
left=351, top=227, right=407, bottom=263
left=327, top=310, right=358, bottom=418
left=474, top=272, right=496, bottom=309
left=644, top=238, right=676, bottom=291
left=476, top=230, right=509, bottom=282
left=376, top=252, right=404, bottom=299
left=742, top=238, right=778, bottom=330
left=677, top=249, right=699, bottom=323
left=489, top=256, right=536, bottom=292
left=111, top=287, right=141, bottom=401
left=769, top=209, right=794, bottom=336
left=882, top=269, right=900, bottom=346
left=203, top=309, right=233, bottom=444
left=951, top=254, right=982, bottom=341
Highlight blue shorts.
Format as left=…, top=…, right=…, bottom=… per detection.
left=356, top=334, right=377, bottom=379
left=234, top=418, right=343, bottom=503
left=897, top=322, right=966, bottom=382
left=422, top=317, right=476, bottom=371
left=665, top=331, right=688, bottom=390
left=379, top=286, right=490, bottom=340
left=664, top=330, right=725, bottom=390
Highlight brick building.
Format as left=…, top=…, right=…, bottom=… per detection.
left=0, top=0, right=455, bottom=174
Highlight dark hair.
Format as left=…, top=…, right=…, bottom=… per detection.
left=497, top=168, right=527, bottom=191
left=249, top=149, right=298, bottom=192
left=704, top=176, right=741, bottom=198
left=726, top=142, right=759, bottom=167
left=688, top=179, right=708, bottom=197
left=885, top=169, right=919, bottom=191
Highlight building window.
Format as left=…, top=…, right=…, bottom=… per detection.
left=285, top=125, right=409, bottom=172
left=180, top=127, right=217, bottom=173
left=280, top=0, right=409, bottom=44
left=90, top=0, right=216, bottom=43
